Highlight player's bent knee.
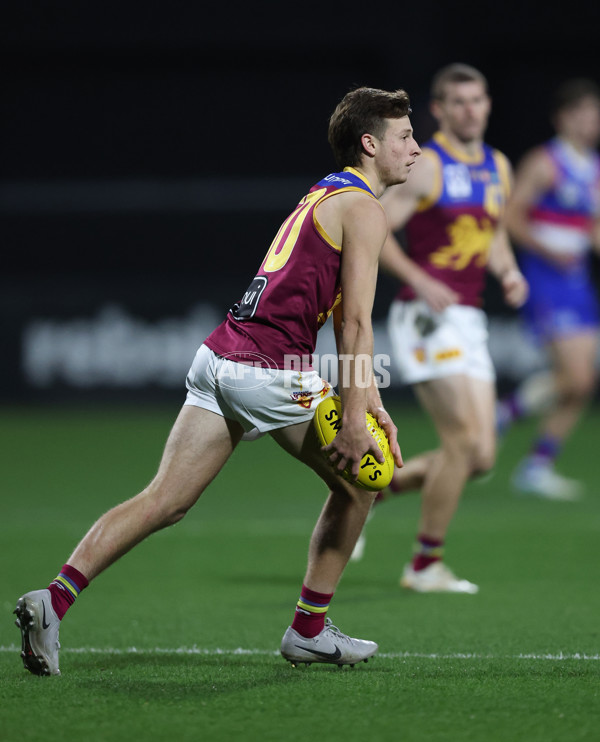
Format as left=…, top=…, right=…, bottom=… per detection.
left=328, top=477, right=377, bottom=506
left=162, top=507, right=189, bottom=527
left=148, top=503, right=193, bottom=531
left=471, top=455, right=495, bottom=478
left=561, top=368, right=597, bottom=402
left=138, top=484, right=200, bottom=530
left=575, top=374, right=597, bottom=401
left=473, top=440, right=496, bottom=474
left=446, top=426, right=481, bottom=463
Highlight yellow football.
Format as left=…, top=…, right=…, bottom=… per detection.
left=313, top=395, right=394, bottom=491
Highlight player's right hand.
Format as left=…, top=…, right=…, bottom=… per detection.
left=415, top=275, right=460, bottom=313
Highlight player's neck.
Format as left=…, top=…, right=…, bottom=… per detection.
left=558, top=134, right=592, bottom=156
left=439, top=129, right=483, bottom=160
left=351, top=165, right=384, bottom=198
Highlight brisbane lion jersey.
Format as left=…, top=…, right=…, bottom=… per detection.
left=397, top=131, right=511, bottom=307
left=205, top=168, right=379, bottom=369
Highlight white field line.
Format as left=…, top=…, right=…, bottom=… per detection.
left=1, top=645, right=599, bottom=661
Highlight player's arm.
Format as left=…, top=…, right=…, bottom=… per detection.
left=326, top=194, right=402, bottom=477
left=331, top=300, right=403, bottom=474
left=486, top=152, right=529, bottom=308
left=487, top=224, right=529, bottom=308
left=379, top=153, right=460, bottom=312
left=505, top=147, right=576, bottom=268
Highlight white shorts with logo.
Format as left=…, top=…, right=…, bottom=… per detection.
left=184, top=344, right=333, bottom=433
left=388, top=300, right=495, bottom=385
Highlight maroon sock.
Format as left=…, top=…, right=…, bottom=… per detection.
left=412, top=534, right=444, bottom=572
left=47, top=564, right=89, bottom=620
left=290, top=585, right=334, bottom=638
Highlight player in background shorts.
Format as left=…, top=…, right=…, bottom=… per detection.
left=496, top=79, right=600, bottom=500
left=13, top=86, right=416, bottom=675
left=350, top=64, right=528, bottom=594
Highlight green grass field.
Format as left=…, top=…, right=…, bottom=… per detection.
left=1, top=402, right=599, bottom=742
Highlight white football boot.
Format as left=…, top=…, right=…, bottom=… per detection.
left=14, top=589, right=61, bottom=676
left=512, top=459, right=582, bottom=501
left=280, top=618, right=378, bottom=667
left=400, top=562, right=479, bottom=594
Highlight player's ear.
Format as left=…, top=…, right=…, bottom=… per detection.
left=361, top=132, right=377, bottom=158
left=429, top=99, right=442, bottom=122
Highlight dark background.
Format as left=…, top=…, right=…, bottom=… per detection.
left=2, top=1, right=600, bottom=402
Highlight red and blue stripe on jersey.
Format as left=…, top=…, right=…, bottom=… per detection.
left=528, top=137, right=600, bottom=254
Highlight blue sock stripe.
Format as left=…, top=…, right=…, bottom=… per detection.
left=414, top=540, right=444, bottom=557
left=297, top=596, right=330, bottom=609
left=533, top=435, right=561, bottom=460
left=56, top=573, right=81, bottom=595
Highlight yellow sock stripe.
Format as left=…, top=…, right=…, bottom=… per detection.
left=296, top=599, right=329, bottom=614
left=413, top=543, right=444, bottom=558
left=55, top=575, right=79, bottom=598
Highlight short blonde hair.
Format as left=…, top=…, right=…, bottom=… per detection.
left=430, top=63, right=489, bottom=101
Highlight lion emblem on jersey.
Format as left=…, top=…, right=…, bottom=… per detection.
left=430, top=214, right=493, bottom=270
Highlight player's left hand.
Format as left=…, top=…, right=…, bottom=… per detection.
left=502, top=269, right=529, bottom=308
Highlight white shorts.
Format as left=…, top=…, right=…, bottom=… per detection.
left=388, top=300, right=495, bottom=385
left=184, top=344, right=333, bottom=433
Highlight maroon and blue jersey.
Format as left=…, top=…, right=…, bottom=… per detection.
left=205, top=168, right=380, bottom=368
left=398, top=131, right=511, bottom=307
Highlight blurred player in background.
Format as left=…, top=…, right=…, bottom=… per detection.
left=351, top=64, right=528, bottom=594
left=14, top=86, right=415, bottom=675
left=496, top=79, right=600, bottom=500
